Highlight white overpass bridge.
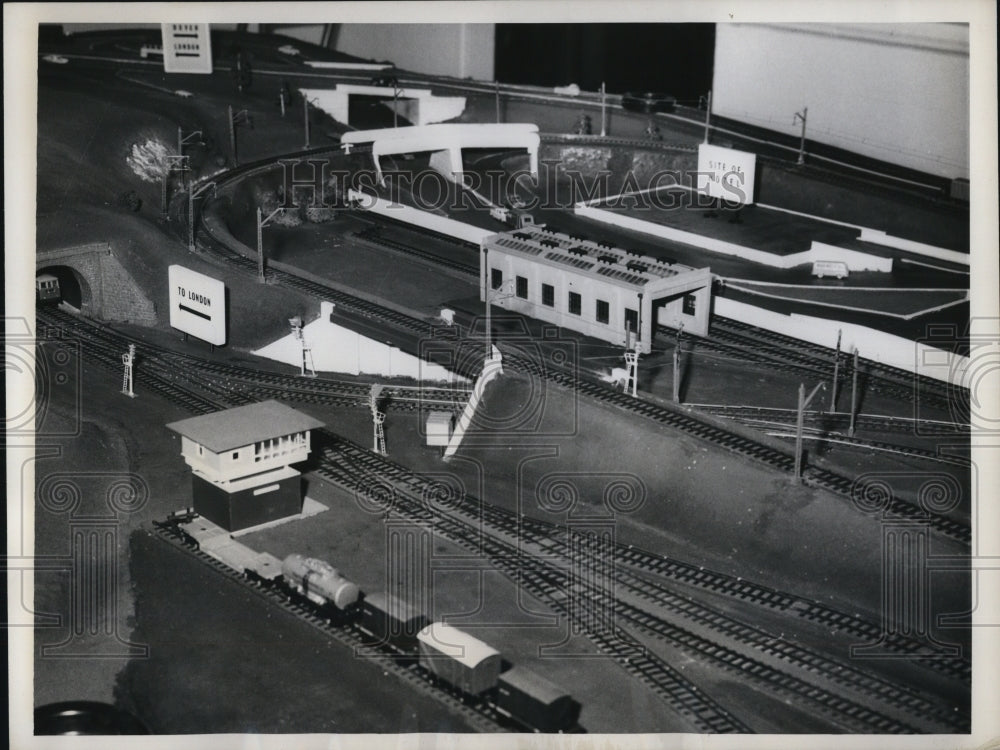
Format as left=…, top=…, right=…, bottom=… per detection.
left=340, top=123, right=540, bottom=186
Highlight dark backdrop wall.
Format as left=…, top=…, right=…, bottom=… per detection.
left=495, top=23, right=715, bottom=103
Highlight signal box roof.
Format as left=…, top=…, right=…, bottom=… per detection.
left=166, top=400, right=324, bottom=453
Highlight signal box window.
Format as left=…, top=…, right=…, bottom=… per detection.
left=491, top=268, right=503, bottom=290
left=683, top=293, right=697, bottom=316
left=541, top=283, right=555, bottom=307
left=568, top=291, right=582, bottom=315
left=516, top=275, right=528, bottom=299
left=596, top=299, right=610, bottom=324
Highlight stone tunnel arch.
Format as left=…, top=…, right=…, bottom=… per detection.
left=37, top=265, right=91, bottom=311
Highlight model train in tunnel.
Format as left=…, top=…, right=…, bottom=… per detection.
left=165, top=509, right=582, bottom=733
left=36, top=273, right=61, bottom=305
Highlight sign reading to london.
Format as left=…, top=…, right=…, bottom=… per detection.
left=168, top=265, right=226, bottom=345
left=697, top=144, right=757, bottom=205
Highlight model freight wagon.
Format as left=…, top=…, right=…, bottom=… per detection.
left=358, top=592, right=429, bottom=653
left=496, top=665, right=581, bottom=732
left=417, top=622, right=501, bottom=696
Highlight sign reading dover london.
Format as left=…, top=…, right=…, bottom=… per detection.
left=697, top=144, right=757, bottom=205
left=168, top=265, right=226, bottom=345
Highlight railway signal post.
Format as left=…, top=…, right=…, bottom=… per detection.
left=288, top=317, right=316, bottom=377
left=121, top=344, right=136, bottom=398
left=370, top=384, right=387, bottom=456
left=795, top=381, right=827, bottom=483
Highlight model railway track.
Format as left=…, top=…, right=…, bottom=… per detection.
left=314, top=445, right=751, bottom=733
left=691, top=405, right=966, bottom=437
left=149, top=521, right=506, bottom=733
left=542, top=133, right=698, bottom=154
left=710, top=318, right=963, bottom=414
left=39, top=308, right=967, bottom=731
left=39, top=307, right=468, bottom=413
left=37, top=305, right=971, bottom=681
left=500, top=347, right=970, bottom=544
left=123, top=190, right=988, bottom=545
left=351, top=225, right=479, bottom=276
left=315, top=439, right=963, bottom=733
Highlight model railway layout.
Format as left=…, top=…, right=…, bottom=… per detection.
left=24, top=22, right=980, bottom=739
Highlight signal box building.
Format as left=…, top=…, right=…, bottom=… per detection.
left=481, top=224, right=712, bottom=354
left=167, top=400, right=324, bottom=532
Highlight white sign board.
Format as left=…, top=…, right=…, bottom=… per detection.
left=697, top=144, right=757, bottom=205
left=161, top=23, right=213, bottom=74
left=169, top=265, right=226, bottom=345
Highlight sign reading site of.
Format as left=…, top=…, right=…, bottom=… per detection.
left=697, top=144, right=757, bottom=205
left=168, top=265, right=226, bottom=345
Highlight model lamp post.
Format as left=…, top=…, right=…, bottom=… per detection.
left=794, top=381, right=827, bottom=483
left=187, top=181, right=216, bottom=252
left=228, top=105, right=252, bottom=166
left=257, top=206, right=284, bottom=282
left=166, top=400, right=324, bottom=532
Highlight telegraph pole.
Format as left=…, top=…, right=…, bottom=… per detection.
left=303, top=97, right=311, bottom=148
left=187, top=181, right=216, bottom=252
left=257, top=207, right=284, bottom=282
left=228, top=105, right=251, bottom=166
left=161, top=155, right=189, bottom=215
left=600, top=81, right=607, bottom=137
left=703, top=90, right=712, bottom=144
left=795, top=381, right=827, bottom=483
left=495, top=80, right=501, bottom=123
left=830, top=329, right=842, bottom=412
left=794, top=107, right=808, bottom=165
left=849, top=348, right=860, bottom=437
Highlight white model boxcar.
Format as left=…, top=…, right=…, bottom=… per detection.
left=417, top=622, right=501, bottom=696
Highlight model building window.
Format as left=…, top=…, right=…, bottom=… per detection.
left=596, top=299, right=610, bottom=324
left=683, top=293, right=697, bottom=316
left=491, top=268, right=503, bottom=290
left=541, top=283, right=555, bottom=307
left=568, top=291, right=582, bottom=315
left=624, top=307, right=638, bottom=334
left=232, top=451, right=239, bottom=460
left=516, top=275, right=528, bottom=299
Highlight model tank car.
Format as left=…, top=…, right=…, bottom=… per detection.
left=417, top=622, right=501, bottom=696
left=281, top=554, right=360, bottom=610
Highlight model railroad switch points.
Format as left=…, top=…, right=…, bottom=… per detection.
left=166, top=401, right=324, bottom=532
